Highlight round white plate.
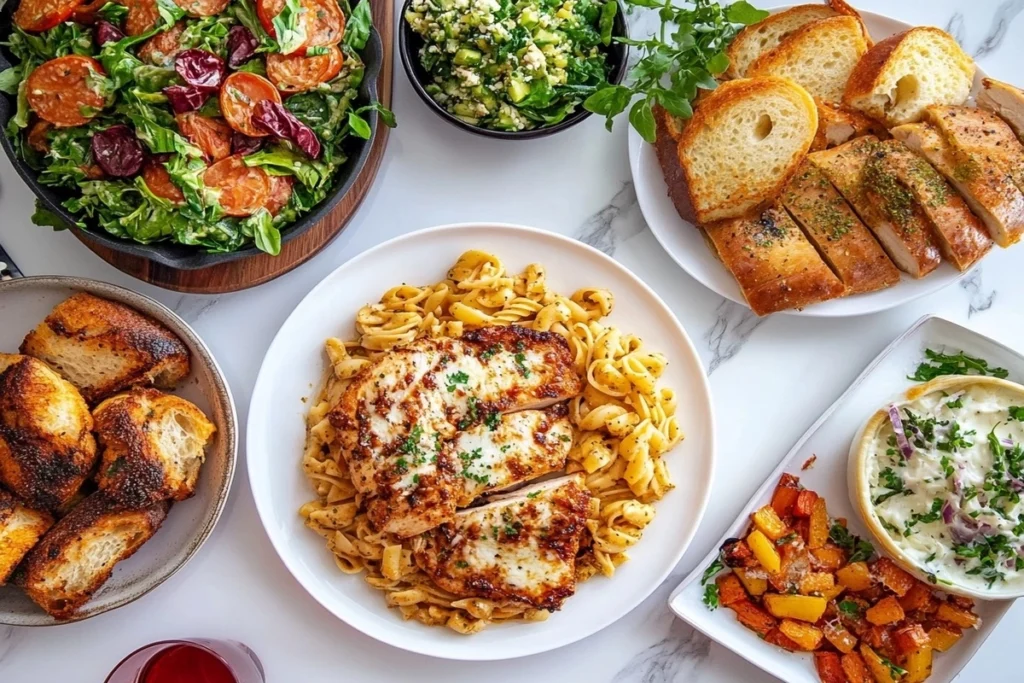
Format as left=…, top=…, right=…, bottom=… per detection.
left=629, top=8, right=988, bottom=318
left=247, top=223, right=716, bottom=660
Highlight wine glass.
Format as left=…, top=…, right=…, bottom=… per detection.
left=105, top=638, right=265, bottom=683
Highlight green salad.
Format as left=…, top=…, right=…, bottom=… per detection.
left=0, top=0, right=393, bottom=255
left=404, top=0, right=618, bottom=131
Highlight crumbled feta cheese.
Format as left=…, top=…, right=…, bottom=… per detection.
left=521, top=43, right=546, bottom=71
left=454, top=67, right=481, bottom=87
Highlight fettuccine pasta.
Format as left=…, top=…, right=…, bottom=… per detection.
left=300, top=250, right=684, bottom=633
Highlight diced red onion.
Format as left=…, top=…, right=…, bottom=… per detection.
left=90, top=125, right=143, bottom=177
left=1003, top=438, right=1015, bottom=448
left=163, top=84, right=212, bottom=114
left=888, top=404, right=914, bottom=459
left=175, top=49, right=225, bottom=89
left=942, top=500, right=955, bottom=524
left=95, top=20, right=125, bottom=46
left=227, top=25, right=258, bottom=69
left=252, top=100, right=321, bottom=159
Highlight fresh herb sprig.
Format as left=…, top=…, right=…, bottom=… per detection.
left=584, top=0, right=768, bottom=142
left=700, top=554, right=725, bottom=609
left=829, top=523, right=875, bottom=563
left=909, top=349, right=1009, bottom=382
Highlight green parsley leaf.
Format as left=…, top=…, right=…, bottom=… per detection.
left=910, top=349, right=1009, bottom=382
left=837, top=600, right=860, bottom=617
left=446, top=370, right=469, bottom=392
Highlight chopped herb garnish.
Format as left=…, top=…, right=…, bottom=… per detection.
left=830, top=523, right=875, bottom=563
left=514, top=352, right=531, bottom=378
left=775, top=533, right=798, bottom=546
left=484, top=410, right=500, bottom=431
left=703, top=583, right=719, bottom=610
left=881, top=657, right=908, bottom=678
left=1009, top=406, right=1024, bottom=422
left=479, top=344, right=501, bottom=361
left=527, top=491, right=541, bottom=499
left=947, top=397, right=964, bottom=410
left=455, top=560, right=469, bottom=569
left=399, top=424, right=425, bottom=465
left=458, top=448, right=488, bottom=484
left=874, top=467, right=910, bottom=504
left=412, top=473, right=420, bottom=484
left=937, top=421, right=975, bottom=453
left=458, top=396, right=480, bottom=429
left=904, top=498, right=944, bottom=536
left=446, top=370, right=469, bottom=392
left=909, top=349, right=1009, bottom=382
left=701, top=556, right=725, bottom=586
left=837, top=600, right=860, bottom=617
left=500, top=444, right=512, bottom=453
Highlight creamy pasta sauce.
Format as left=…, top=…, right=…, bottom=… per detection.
left=866, top=384, right=1024, bottom=592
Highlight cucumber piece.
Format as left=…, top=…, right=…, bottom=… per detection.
left=496, top=110, right=518, bottom=130
left=533, top=28, right=561, bottom=45
left=453, top=48, right=482, bottom=66
left=453, top=102, right=480, bottom=117
left=507, top=78, right=530, bottom=103
left=520, top=6, right=539, bottom=28
left=472, top=85, right=497, bottom=110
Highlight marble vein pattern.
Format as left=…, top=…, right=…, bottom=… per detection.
left=704, top=300, right=765, bottom=375
left=959, top=269, right=996, bottom=318
left=0, top=625, right=19, bottom=666
left=575, top=181, right=645, bottom=256
left=611, top=618, right=712, bottom=683
left=973, top=0, right=1024, bottom=58
left=944, top=12, right=966, bottom=46
left=171, top=294, right=220, bottom=324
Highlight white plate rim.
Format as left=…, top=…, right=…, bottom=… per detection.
left=629, top=6, right=986, bottom=318
left=246, top=222, right=717, bottom=660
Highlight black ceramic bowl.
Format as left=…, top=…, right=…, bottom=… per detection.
left=0, top=6, right=384, bottom=271
left=399, top=0, right=628, bottom=140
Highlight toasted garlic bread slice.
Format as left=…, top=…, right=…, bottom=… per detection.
left=677, top=76, right=818, bottom=224
left=725, top=4, right=836, bottom=79
left=869, top=138, right=991, bottom=271
left=0, top=490, right=53, bottom=584
left=925, top=105, right=1024, bottom=194
left=979, top=77, right=1024, bottom=141
left=94, top=388, right=216, bottom=506
left=653, top=104, right=694, bottom=227
left=18, top=492, right=170, bottom=619
left=782, top=161, right=899, bottom=294
left=810, top=98, right=888, bottom=151
left=0, top=354, right=97, bottom=512
left=21, top=292, right=190, bottom=404
left=748, top=16, right=869, bottom=103
left=704, top=203, right=846, bottom=316
left=843, top=27, right=975, bottom=127
left=891, top=123, right=1024, bottom=247
left=809, top=136, right=941, bottom=278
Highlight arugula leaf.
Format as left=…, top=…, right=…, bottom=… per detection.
left=910, top=349, right=1009, bottom=382
left=347, top=111, right=372, bottom=139
left=628, top=97, right=655, bottom=143
left=245, top=209, right=282, bottom=255
left=97, top=2, right=129, bottom=23
left=0, top=67, right=22, bottom=95
left=31, top=201, right=72, bottom=231
left=344, top=0, right=373, bottom=51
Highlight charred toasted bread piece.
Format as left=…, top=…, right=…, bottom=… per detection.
left=979, top=77, right=1024, bottom=141
left=925, top=105, right=1024, bottom=194
left=810, top=99, right=888, bottom=151
left=21, top=293, right=190, bottom=404
left=93, top=388, right=216, bottom=506
left=704, top=203, right=846, bottom=315
left=677, top=77, right=818, bottom=224
left=18, top=492, right=169, bottom=619
left=869, top=138, right=992, bottom=270
left=725, top=4, right=836, bottom=79
left=0, top=354, right=97, bottom=512
left=0, top=489, right=53, bottom=584
left=413, top=475, right=591, bottom=611
left=748, top=16, right=869, bottom=103
left=891, top=123, right=1024, bottom=247
left=809, top=136, right=941, bottom=277
left=843, top=27, right=975, bottom=127
left=782, top=161, right=900, bottom=293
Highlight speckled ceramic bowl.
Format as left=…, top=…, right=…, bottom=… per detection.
left=0, top=277, right=237, bottom=625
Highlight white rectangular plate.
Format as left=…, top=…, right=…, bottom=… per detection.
left=669, top=315, right=1018, bottom=683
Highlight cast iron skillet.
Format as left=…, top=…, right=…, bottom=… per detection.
left=0, top=4, right=383, bottom=270
left=399, top=0, right=629, bottom=140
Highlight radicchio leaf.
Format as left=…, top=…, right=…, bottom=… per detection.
left=231, top=132, right=264, bottom=156
left=252, top=100, right=321, bottom=159
left=95, top=20, right=125, bottom=46
left=91, top=125, right=144, bottom=177
left=163, top=84, right=212, bottom=114
left=175, top=48, right=225, bottom=89
left=227, top=25, right=259, bottom=69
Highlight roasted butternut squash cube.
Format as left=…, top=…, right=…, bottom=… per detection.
left=823, top=620, right=858, bottom=654
left=873, top=557, right=916, bottom=597
left=771, top=474, right=801, bottom=516
left=793, top=489, right=818, bottom=517
left=866, top=596, right=905, bottom=625
left=716, top=573, right=748, bottom=607
left=837, top=561, right=873, bottom=591
left=927, top=624, right=962, bottom=652
left=821, top=583, right=845, bottom=602
left=764, top=627, right=801, bottom=651
left=808, top=497, right=829, bottom=548
left=813, top=651, right=845, bottom=683
left=841, top=652, right=873, bottom=683
left=733, top=568, right=768, bottom=596
left=799, top=572, right=835, bottom=596
left=859, top=644, right=898, bottom=683
left=893, top=623, right=929, bottom=655
left=746, top=529, right=781, bottom=573
left=904, top=644, right=933, bottom=683
left=752, top=505, right=789, bottom=540
left=811, top=544, right=845, bottom=571
left=721, top=538, right=756, bottom=568
left=936, top=601, right=980, bottom=629
left=764, top=593, right=827, bottom=622
left=778, top=619, right=824, bottom=651
left=899, top=582, right=935, bottom=613
left=728, top=598, right=776, bottom=636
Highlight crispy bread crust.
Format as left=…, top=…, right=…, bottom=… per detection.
left=653, top=104, right=701, bottom=226
left=842, top=29, right=907, bottom=111
left=0, top=489, right=54, bottom=584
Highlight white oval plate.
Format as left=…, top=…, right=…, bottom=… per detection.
left=247, top=223, right=716, bottom=660
left=629, top=7, right=989, bottom=318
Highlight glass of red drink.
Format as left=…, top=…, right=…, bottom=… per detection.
left=105, top=639, right=265, bottom=683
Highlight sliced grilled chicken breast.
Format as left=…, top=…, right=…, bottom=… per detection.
left=868, top=139, right=991, bottom=270
left=891, top=123, right=1024, bottom=247
left=809, top=136, right=941, bottom=277
left=453, top=404, right=573, bottom=506
left=925, top=105, right=1024, bottom=194
left=331, top=327, right=582, bottom=537
left=782, top=160, right=900, bottom=294
left=413, top=474, right=591, bottom=611
left=978, top=77, right=1024, bottom=141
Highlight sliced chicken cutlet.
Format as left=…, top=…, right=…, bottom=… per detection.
left=809, top=136, right=941, bottom=277
left=453, top=404, right=573, bottom=506
left=891, top=123, right=1024, bottom=247
left=978, top=77, right=1024, bottom=141
left=413, top=474, right=591, bottom=611
left=925, top=105, right=1024, bottom=194
left=330, top=326, right=582, bottom=537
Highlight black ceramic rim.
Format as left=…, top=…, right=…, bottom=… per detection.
left=0, top=7, right=384, bottom=271
left=399, top=0, right=629, bottom=140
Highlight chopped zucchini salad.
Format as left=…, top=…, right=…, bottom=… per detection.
left=0, top=0, right=393, bottom=255
left=404, top=0, right=618, bottom=131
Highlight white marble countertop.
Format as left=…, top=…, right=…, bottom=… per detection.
left=1, top=0, right=1023, bottom=680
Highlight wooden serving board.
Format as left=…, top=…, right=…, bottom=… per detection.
left=74, top=0, right=394, bottom=295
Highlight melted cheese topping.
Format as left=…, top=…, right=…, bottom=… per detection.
left=866, top=383, right=1024, bottom=592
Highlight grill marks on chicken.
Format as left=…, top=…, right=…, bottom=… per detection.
left=413, top=475, right=592, bottom=611
left=330, top=326, right=582, bottom=538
